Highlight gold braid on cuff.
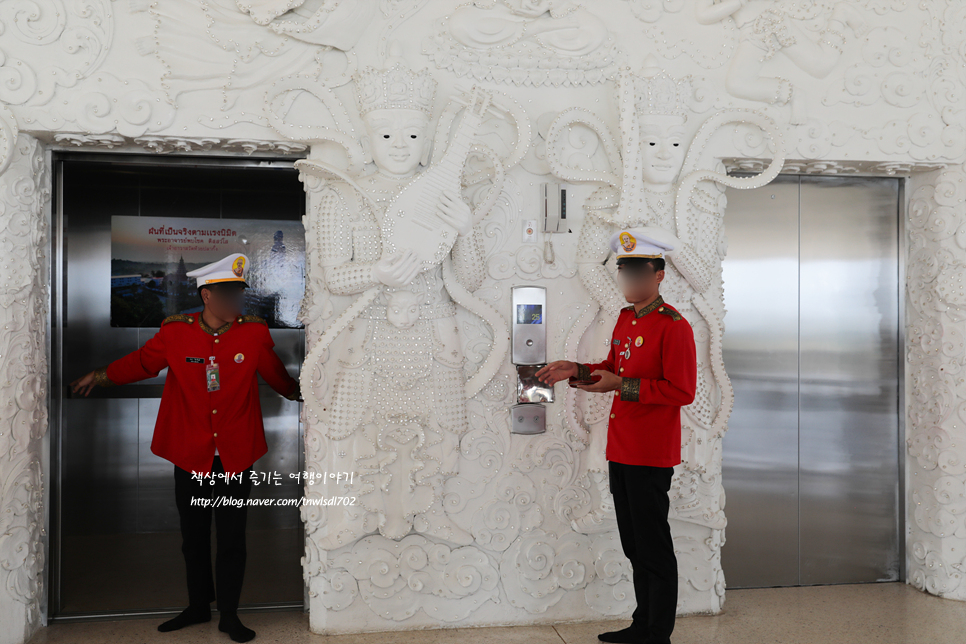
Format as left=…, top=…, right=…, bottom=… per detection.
left=620, top=377, right=640, bottom=402
left=93, top=366, right=116, bottom=387
left=285, top=383, right=302, bottom=401
left=576, top=363, right=591, bottom=381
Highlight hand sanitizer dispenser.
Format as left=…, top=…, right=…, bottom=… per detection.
left=510, top=286, right=551, bottom=434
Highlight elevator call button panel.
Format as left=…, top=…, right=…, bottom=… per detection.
left=511, top=286, right=547, bottom=365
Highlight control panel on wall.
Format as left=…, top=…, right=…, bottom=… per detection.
left=509, top=403, right=546, bottom=436
left=542, top=182, right=571, bottom=234
left=511, top=285, right=549, bottom=435
left=511, top=286, right=547, bottom=365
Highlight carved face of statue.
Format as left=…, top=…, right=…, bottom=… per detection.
left=639, top=119, right=688, bottom=190
left=386, top=290, right=421, bottom=328
left=364, top=108, right=431, bottom=178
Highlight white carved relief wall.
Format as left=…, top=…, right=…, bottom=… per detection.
left=0, top=132, right=49, bottom=644
left=0, top=1, right=965, bottom=641
left=905, top=162, right=966, bottom=600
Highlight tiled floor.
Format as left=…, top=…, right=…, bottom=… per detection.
left=29, top=582, right=966, bottom=643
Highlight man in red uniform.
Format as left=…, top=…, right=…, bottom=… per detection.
left=71, top=252, right=300, bottom=643
left=537, top=230, right=696, bottom=644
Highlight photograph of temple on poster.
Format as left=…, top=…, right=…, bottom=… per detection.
left=110, top=215, right=305, bottom=328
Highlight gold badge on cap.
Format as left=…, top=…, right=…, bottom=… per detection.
left=234, top=353, right=244, bottom=363
left=619, top=231, right=637, bottom=253
left=232, top=256, right=245, bottom=277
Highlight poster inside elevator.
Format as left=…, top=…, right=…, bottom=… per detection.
left=109, top=215, right=305, bottom=328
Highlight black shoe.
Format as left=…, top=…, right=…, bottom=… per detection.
left=598, top=625, right=648, bottom=643
left=219, top=611, right=256, bottom=642
left=157, top=604, right=211, bottom=632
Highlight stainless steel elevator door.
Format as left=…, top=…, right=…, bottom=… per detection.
left=52, top=157, right=307, bottom=618
left=720, top=175, right=901, bottom=588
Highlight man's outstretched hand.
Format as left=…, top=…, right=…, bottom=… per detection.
left=535, top=361, right=622, bottom=393
left=535, top=360, right=578, bottom=386
left=576, top=370, right=622, bottom=393
left=70, top=371, right=97, bottom=397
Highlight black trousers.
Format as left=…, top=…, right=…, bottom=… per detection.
left=173, top=455, right=253, bottom=613
left=608, top=460, right=677, bottom=644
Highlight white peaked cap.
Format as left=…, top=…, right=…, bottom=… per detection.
left=609, top=229, right=674, bottom=260
left=186, top=253, right=250, bottom=287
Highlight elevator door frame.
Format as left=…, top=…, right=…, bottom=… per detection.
left=48, top=151, right=308, bottom=622
left=720, top=172, right=906, bottom=589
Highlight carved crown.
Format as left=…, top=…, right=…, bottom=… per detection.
left=633, top=57, right=692, bottom=120
left=353, top=62, right=437, bottom=117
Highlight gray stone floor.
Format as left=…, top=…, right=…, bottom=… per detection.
left=29, top=582, right=966, bottom=643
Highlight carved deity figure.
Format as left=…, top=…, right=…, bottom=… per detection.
left=547, top=57, right=785, bottom=535
left=424, top=0, right=620, bottom=86
left=301, top=58, right=493, bottom=548
left=694, top=0, right=869, bottom=124
left=449, top=0, right=608, bottom=56
left=146, top=0, right=377, bottom=109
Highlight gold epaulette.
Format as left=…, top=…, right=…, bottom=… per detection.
left=237, top=314, right=267, bottom=325
left=162, top=314, right=195, bottom=326
left=659, top=307, right=683, bottom=321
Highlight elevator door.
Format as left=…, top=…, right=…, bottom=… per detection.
left=52, top=157, right=307, bottom=618
left=721, top=175, right=901, bottom=588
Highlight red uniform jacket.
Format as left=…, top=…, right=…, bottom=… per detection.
left=99, top=312, right=299, bottom=476
left=578, top=296, right=697, bottom=467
